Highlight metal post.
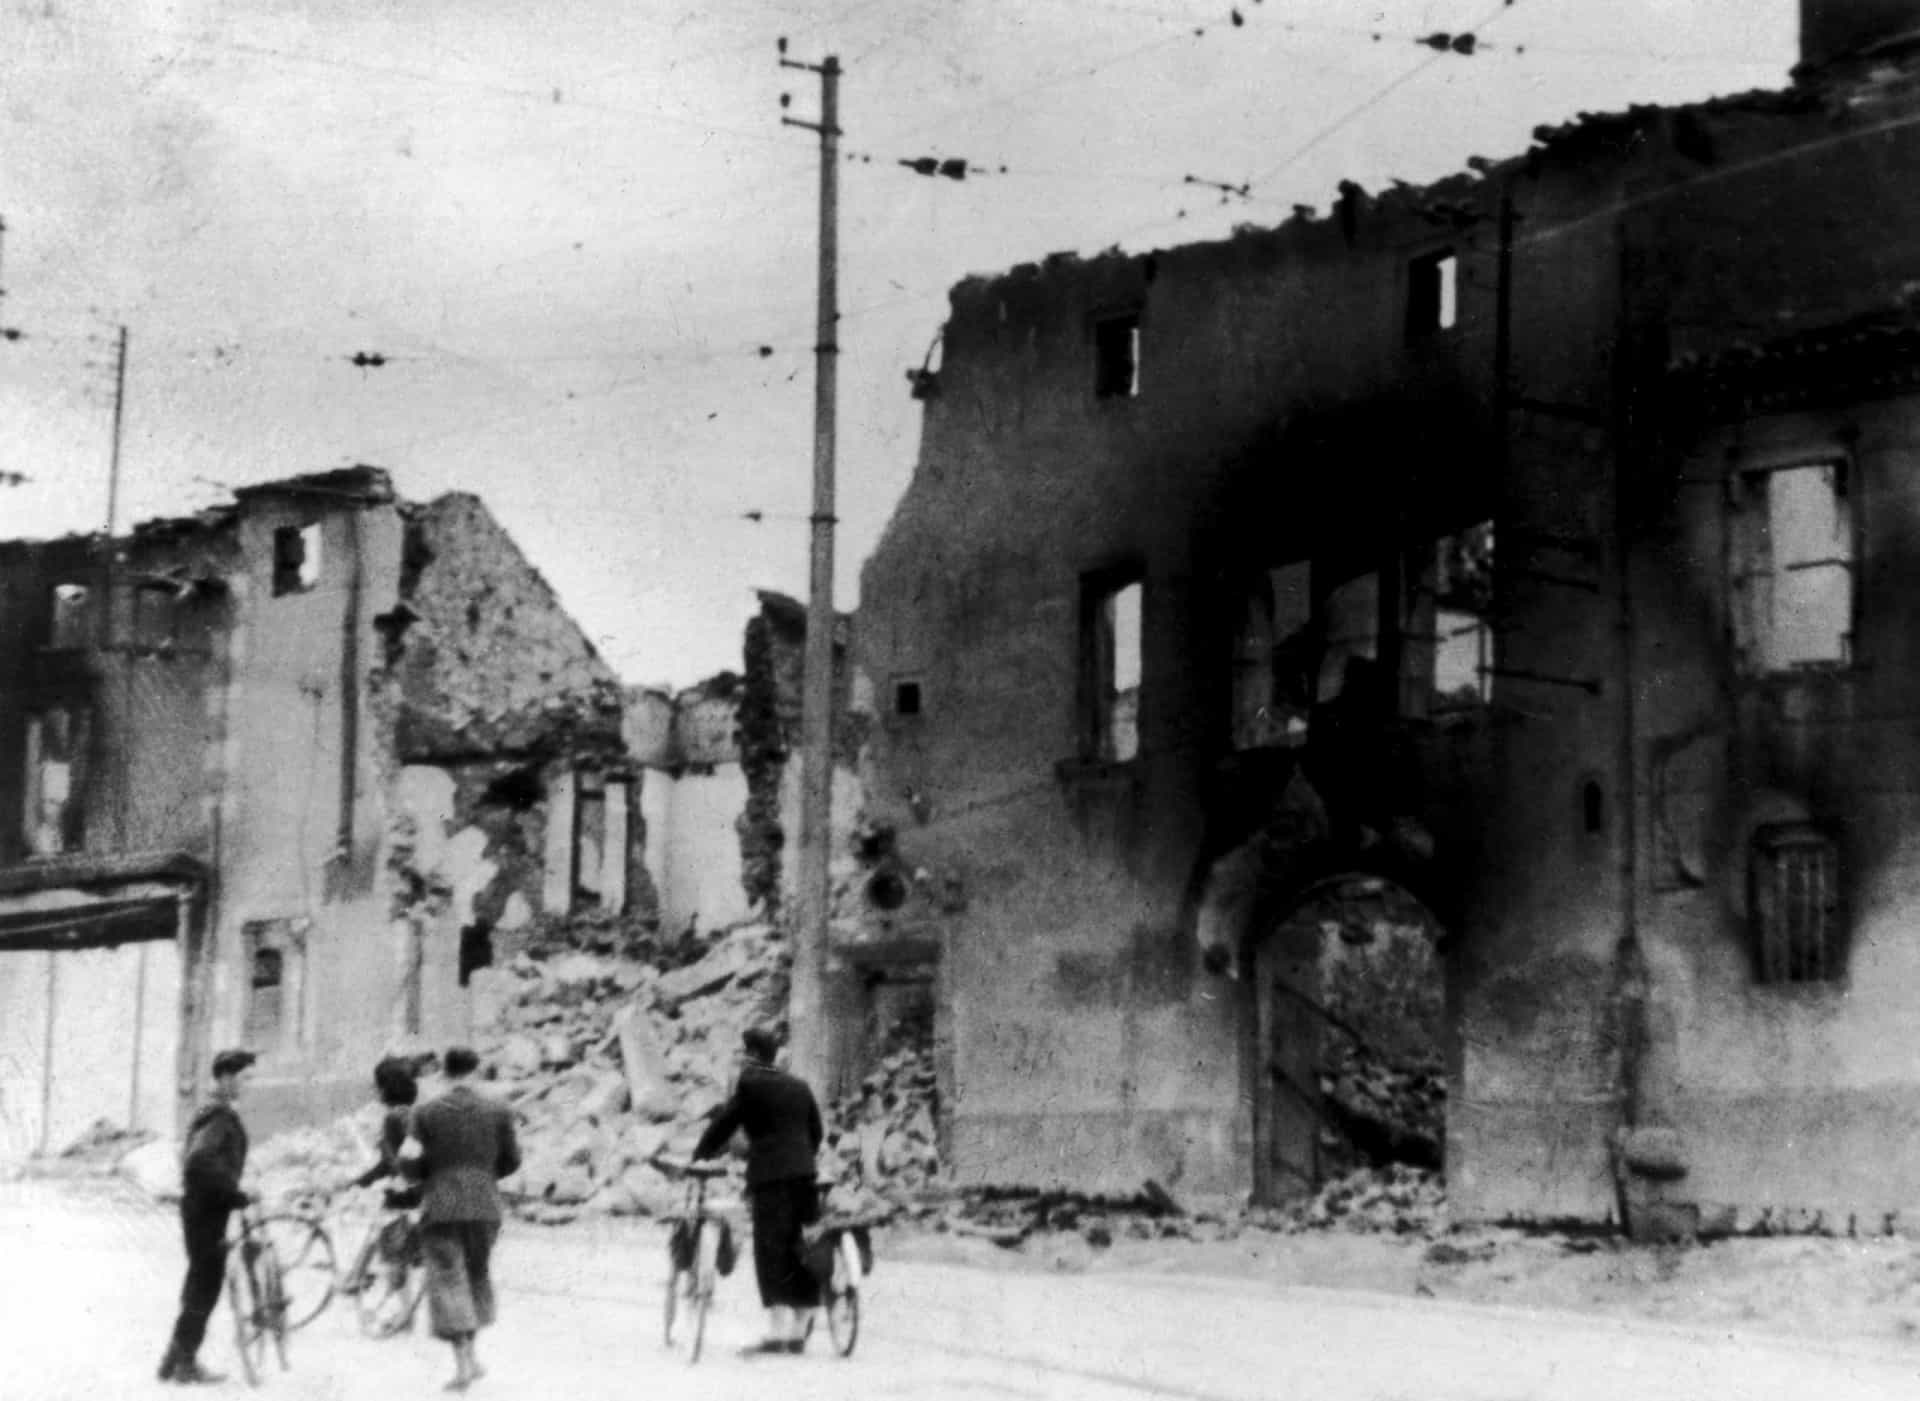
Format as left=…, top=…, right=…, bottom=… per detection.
left=781, top=45, right=841, bottom=1094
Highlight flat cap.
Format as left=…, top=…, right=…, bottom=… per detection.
left=211, top=1049, right=257, bottom=1078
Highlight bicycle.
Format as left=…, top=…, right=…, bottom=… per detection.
left=258, top=1193, right=340, bottom=1332
left=802, top=1180, right=876, bottom=1359
left=653, top=1156, right=734, bottom=1363
left=226, top=1202, right=292, bottom=1386
left=340, top=1195, right=425, bottom=1338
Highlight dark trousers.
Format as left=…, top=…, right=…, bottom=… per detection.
left=166, top=1205, right=231, bottom=1363
left=421, top=1220, right=501, bottom=1341
left=748, top=1178, right=820, bottom=1310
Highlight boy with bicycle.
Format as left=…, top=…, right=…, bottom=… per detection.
left=157, top=1047, right=256, bottom=1385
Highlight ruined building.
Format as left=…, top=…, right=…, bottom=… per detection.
left=0, top=467, right=636, bottom=1150
left=859, top=2, right=1920, bottom=1229
left=624, top=591, right=865, bottom=938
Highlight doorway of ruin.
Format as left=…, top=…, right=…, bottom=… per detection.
left=1249, top=873, right=1447, bottom=1207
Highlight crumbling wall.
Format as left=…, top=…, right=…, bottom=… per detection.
left=735, top=594, right=860, bottom=916
left=384, top=493, right=625, bottom=764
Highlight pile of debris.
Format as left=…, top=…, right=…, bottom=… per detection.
left=1258, top=1164, right=1447, bottom=1237
left=817, top=1036, right=943, bottom=1220
left=1317, top=1041, right=1445, bottom=1174
left=479, top=921, right=790, bottom=1224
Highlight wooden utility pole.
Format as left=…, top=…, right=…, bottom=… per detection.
left=780, top=41, right=841, bottom=1093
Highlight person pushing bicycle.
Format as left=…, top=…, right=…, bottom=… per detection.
left=691, top=1026, right=824, bottom=1357
left=157, top=1047, right=256, bottom=1385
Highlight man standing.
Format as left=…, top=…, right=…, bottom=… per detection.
left=693, top=1026, right=824, bottom=1356
left=157, top=1047, right=255, bottom=1385
left=404, top=1045, right=521, bottom=1392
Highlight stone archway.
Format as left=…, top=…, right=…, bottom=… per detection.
left=1247, top=873, right=1446, bottom=1206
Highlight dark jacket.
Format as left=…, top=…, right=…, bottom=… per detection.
left=403, top=1083, right=521, bottom=1226
left=692, top=1063, right=823, bottom=1187
left=353, top=1106, right=413, bottom=1189
left=181, top=1101, right=249, bottom=1214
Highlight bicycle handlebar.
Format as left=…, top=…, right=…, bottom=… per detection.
left=650, top=1154, right=730, bottom=1180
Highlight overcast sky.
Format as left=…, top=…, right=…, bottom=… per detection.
left=2, top=0, right=1796, bottom=687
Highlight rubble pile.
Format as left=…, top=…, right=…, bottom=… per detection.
left=932, top=1182, right=1200, bottom=1249
left=818, top=1037, right=943, bottom=1220
left=480, top=921, right=790, bottom=1224
left=1316, top=1040, right=1445, bottom=1174
left=250, top=1111, right=387, bottom=1203
left=1259, top=1164, right=1447, bottom=1237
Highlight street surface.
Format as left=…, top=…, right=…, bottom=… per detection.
left=3, top=1176, right=1918, bottom=1401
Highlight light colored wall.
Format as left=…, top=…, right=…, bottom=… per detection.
left=218, top=495, right=408, bottom=1128
left=643, top=763, right=752, bottom=932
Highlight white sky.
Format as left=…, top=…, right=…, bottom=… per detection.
left=1, top=0, right=1796, bottom=687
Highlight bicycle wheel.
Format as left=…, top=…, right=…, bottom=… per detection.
left=355, top=1244, right=422, bottom=1338
left=261, top=1249, right=292, bottom=1372
left=826, top=1235, right=860, bottom=1357
left=689, top=1221, right=718, bottom=1364
left=261, top=1214, right=337, bottom=1330
left=662, top=1258, right=687, bottom=1348
left=226, top=1247, right=265, bottom=1387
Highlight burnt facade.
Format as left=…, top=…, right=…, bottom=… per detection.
left=860, top=7, right=1920, bottom=1225
left=0, top=467, right=635, bottom=1149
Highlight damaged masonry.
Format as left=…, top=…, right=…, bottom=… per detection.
left=858, top=3, right=1920, bottom=1240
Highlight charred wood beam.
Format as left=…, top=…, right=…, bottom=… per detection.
left=1482, top=665, right=1602, bottom=695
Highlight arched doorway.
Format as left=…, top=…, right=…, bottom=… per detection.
left=1248, top=873, right=1446, bottom=1205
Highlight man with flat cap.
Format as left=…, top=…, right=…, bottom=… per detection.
left=693, top=1026, right=825, bottom=1355
left=157, top=1048, right=256, bottom=1384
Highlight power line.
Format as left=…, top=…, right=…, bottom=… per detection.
left=1244, top=0, right=1535, bottom=194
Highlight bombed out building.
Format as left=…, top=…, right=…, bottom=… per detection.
left=0, top=467, right=637, bottom=1151
left=858, top=2, right=1920, bottom=1229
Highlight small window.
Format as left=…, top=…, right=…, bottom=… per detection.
left=894, top=679, right=923, bottom=717
left=272, top=523, right=323, bottom=595
left=1407, top=249, right=1459, bottom=337
left=1094, top=313, right=1141, bottom=399
left=1081, top=573, right=1142, bottom=762
left=1750, top=823, right=1842, bottom=984
left=49, top=583, right=91, bottom=650
left=242, top=918, right=307, bottom=1053
left=133, top=584, right=178, bottom=648
left=1581, top=779, right=1606, bottom=835
left=23, top=708, right=89, bottom=857
left=1729, top=461, right=1852, bottom=673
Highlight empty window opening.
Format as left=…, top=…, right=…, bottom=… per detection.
left=894, top=679, right=923, bottom=717
left=49, top=583, right=92, bottom=650
left=23, top=708, right=89, bottom=857
left=573, top=775, right=607, bottom=908
left=1232, top=562, right=1313, bottom=750
left=1729, top=461, right=1852, bottom=673
left=1427, top=522, right=1494, bottom=708
left=482, top=766, right=543, bottom=811
left=458, top=923, right=494, bottom=988
left=1750, top=823, right=1842, bottom=984
left=1094, top=313, right=1141, bottom=399
left=1582, top=779, right=1606, bottom=835
left=1408, top=250, right=1459, bottom=337
left=1317, top=571, right=1380, bottom=703
left=272, top=523, right=324, bottom=595
left=1083, top=574, right=1142, bottom=762
left=133, top=584, right=178, bottom=648
left=243, top=919, right=307, bottom=1053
